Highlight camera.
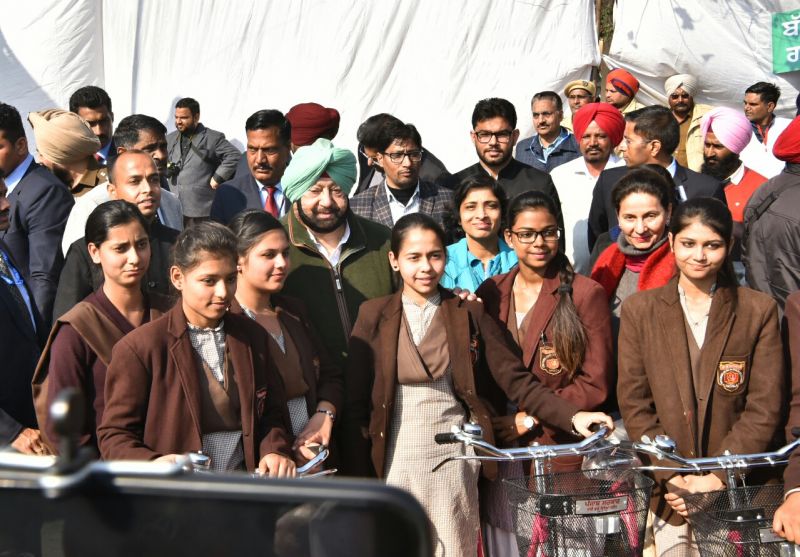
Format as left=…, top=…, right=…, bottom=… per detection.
left=165, top=161, right=182, bottom=179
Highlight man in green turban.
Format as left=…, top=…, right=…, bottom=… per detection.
left=280, top=138, right=394, bottom=372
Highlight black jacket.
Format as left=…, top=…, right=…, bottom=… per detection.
left=53, top=220, right=179, bottom=319
left=588, top=163, right=726, bottom=250
left=0, top=240, right=47, bottom=443
left=743, top=163, right=800, bottom=309
left=210, top=171, right=290, bottom=225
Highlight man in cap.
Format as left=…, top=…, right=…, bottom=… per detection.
left=515, top=91, right=580, bottom=173
left=280, top=138, right=393, bottom=369
left=286, top=102, right=340, bottom=152
left=665, top=73, right=711, bottom=172
left=166, top=97, right=241, bottom=222
left=53, top=150, right=180, bottom=319
left=69, top=85, right=115, bottom=166
left=211, top=110, right=292, bottom=224
left=740, top=82, right=793, bottom=178
left=604, top=68, right=645, bottom=114
left=550, top=103, right=625, bottom=274
left=353, top=113, right=450, bottom=195
left=0, top=103, right=74, bottom=326
left=743, top=115, right=800, bottom=308
left=561, top=80, right=597, bottom=132
left=588, top=106, right=725, bottom=250
left=28, top=109, right=106, bottom=198
left=61, top=114, right=184, bottom=254
left=350, top=120, right=453, bottom=228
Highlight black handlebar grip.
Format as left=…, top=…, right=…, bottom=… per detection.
left=435, top=433, right=458, bottom=444
left=792, top=427, right=800, bottom=439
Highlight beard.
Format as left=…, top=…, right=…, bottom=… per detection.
left=701, top=153, right=741, bottom=181
left=297, top=200, right=348, bottom=234
left=477, top=146, right=512, bottom=169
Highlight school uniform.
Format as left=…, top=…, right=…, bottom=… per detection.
left=618, top=279, right=785, bottom=527
left=97, top=302, right=292, bottom=471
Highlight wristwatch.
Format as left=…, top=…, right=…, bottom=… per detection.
left=522, top=415, right=536, bottom=431
left=317, top=409, right=336, bottom=422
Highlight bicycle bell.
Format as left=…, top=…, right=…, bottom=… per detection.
left=462, top=423, right=483, bottom=440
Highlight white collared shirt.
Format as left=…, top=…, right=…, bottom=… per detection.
left=5, top=154, right=34, bottom=195
left=257, top=180, right=288, bottom=218
left=728, top=163, right=746, bottom=185
left=309, top=222, right=351, bottom=267
left=550, top=154, right=623, bottom=274
left=385, top=181, right=421, bottom=224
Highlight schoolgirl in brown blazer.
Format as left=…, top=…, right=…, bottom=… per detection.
left=618, top=198, right=784, bottom=555
left=228, top=209, right=343, bottom=463
left=34, top=201, right=171, bottom=452
left=340, top=213, right=612, bottom=557
left=98, top=222, right=295, bottom=476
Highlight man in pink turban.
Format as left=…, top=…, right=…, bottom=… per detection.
left=550, top=103, right=626, bottom=273
left=700, top=107, right=767, bottom=222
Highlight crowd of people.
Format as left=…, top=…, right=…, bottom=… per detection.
left=1, top=67, right=800, bottom=556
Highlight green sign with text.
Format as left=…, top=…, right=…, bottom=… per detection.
left=773, top=10, right=800, bottom=74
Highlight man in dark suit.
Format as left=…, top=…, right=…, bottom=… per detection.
left=349, top=120, right=453, bottom=229
left=352, top=113, right=451, bottom=195
left=0, top=176, right=48, bottom=454
left=210, top=110, right=292, bottom=224
left=69, top=85, right=116, bottom=166
left=588, top=105, right=725, bottom=250
left=0, top=103, right=74, bottom=327
left=53, top=151, right=178, bottom=319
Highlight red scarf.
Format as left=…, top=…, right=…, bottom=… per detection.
left=590, top=240, right=675, bottom=300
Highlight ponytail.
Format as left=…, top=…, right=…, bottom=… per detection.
left=550, top=253, right=587, bottom=379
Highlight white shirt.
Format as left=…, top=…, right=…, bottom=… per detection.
left=550, top=154, right=623, bottom=274
left=385, top=181, right=421, bottom=224
left=309, top=222, right=351, bottom=267
left=256, top=180, right=288, bottom=218
left=5, top=154, right=34, bottom=195
left=740, top=116, right=792, bottom=179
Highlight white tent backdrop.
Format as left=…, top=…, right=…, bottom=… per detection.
left=606, top=0, right=800, bottom=116
left=2, top=0, right=600, bottom=172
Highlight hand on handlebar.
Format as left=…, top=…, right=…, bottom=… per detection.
left=773, top=491, right=800, bottom=543
left=572, top=412, right=614, bottom=438
left=258, top=453, right=297, bottom=478
left=153, top=454, right=183, bottom=464
left=491, top=412, right=537, bottom=445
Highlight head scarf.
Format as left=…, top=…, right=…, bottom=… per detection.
left=28, top=109, right=100, bottom=165
left=286, top=103, right=341, bottom=147
left=700, top=107, right=752, bottom=155
left=606, top=69, right=639, bottom=99
left=773, top=115, right=800, bottom=163
left=563, top=80, right=597, bottom=98
left=572, top=103, right=625, bottom=147
left=282, top=138, right=356, bottom=202
left=664, top=74, right=699, bottom=98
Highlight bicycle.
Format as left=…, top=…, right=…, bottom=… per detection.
left=433, top=424, right=653, bottom=557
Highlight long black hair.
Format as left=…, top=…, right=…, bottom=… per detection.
left=506, top=191, right=587, bottom=378
left=172, top=221, right=238, bottom=271
left=228, top=209, right=287, bottom=257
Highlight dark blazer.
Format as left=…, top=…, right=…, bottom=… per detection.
left=783, top=291, right=800, bottom=493
left=2, top=160, right=74, bottom=326
left=339, top=289, right=579, bottom=479
left=349, top=179, right=454, bottom=230
left=355, top=148, right=451, bottom=195
left=0, top=241, right=47, bottom=444
left=618, top=280, right=784, bottom=524
left=477, top=266, right=612, bottom=465
left=209, top=172, right=291, bottom=225
left=588, top=163, right=726, bottom=250
left=97, top=303, right=292, bottom=470
left=53, top=220, right=179, bottom=320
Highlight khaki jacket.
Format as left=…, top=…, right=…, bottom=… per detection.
left=684, top=103, right=713, bottom=172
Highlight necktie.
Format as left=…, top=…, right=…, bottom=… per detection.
left=0, top=251, right=32, bottom=328
left=264, top=186, right=279, bottom=218
left=94, top=153, right=103, bottom=163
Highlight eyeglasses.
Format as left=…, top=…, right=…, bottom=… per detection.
left=473, top=130, right=513, bottom=144
left=508, top=228, right=561, bottom=243
left=382, top=149, right=424, bottom=164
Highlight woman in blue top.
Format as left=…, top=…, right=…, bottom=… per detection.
left=442, top=175, right=517, bottom=290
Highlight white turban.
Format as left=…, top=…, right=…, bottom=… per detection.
left=664, top=74, right=699, bottom=98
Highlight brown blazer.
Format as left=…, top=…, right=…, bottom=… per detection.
left=339, top=288, right=580, bottom=480
left=783, top=291, right=800, bottom=493
left=618, top=279, right=785, bottom=524
left=97, top=303, right=292, bottom=470
left=477, top=266, right=612, bottom=465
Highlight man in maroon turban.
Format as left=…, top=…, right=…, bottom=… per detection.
left=550, top=103, right=625, bottom=273
left=285, top=103, right=340, bottom=151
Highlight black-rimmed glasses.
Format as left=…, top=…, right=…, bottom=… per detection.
left=508, top=228, right=561, bottom=243
left=473, top=130, right=513, bottom=144
left=382, top=149, right=424, bottom=163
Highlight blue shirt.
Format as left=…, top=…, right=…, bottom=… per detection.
left=514, top=128, right=580, bottom=173
left=0, top=249, right=36, bottom=331
left=442, top=237, right=518, bottom=291
left=5, top=154, right=34, bottom=195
